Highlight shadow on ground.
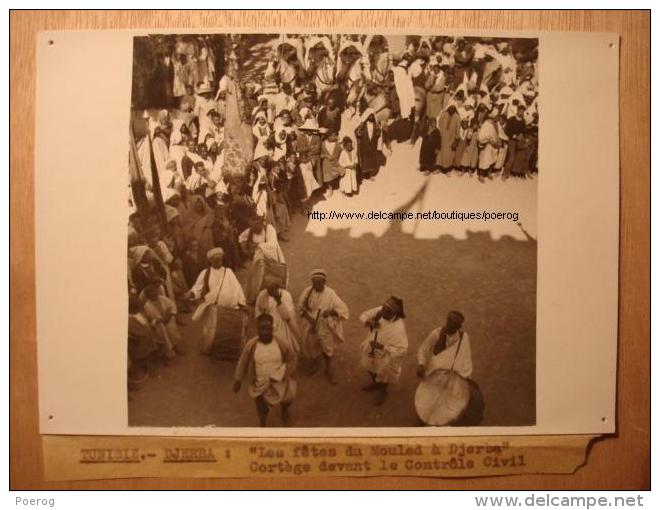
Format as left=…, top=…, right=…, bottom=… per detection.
left=129, top=180, right=536, bottom=428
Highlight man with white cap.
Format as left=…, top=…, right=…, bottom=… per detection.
left=359, top=296, right=408, bottom=406
left=189, top=247, right=246, bottom=353
left=297, top=269, right=349, bottom=384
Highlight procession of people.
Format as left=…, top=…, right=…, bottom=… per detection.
left=127, top=33, right=538, bottom=426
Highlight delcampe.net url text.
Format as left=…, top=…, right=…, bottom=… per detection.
left=307, top=210, right=520, bottom=223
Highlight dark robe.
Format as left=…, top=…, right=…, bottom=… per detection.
left=227, top=192, right=255, bottom=235
left=286, top=163, right=307, bottom=213
left=132, top=261, right=166, bottom=295
left=503, top=116, right=528, bottom=176
left=453, top=45, right=475, bottom=84
left=418, top=115, right=440, bottom=171
left=510, top=129, right=536, bottom=176
left=355, top=120, right=382, bottom=179
left=436, top=110, right=460, bottom=169
left=210, top=216, right=240, bottom=271
left=320, top=140, right=343, bottom=184
left=180, top=154, right=194, bottom=180
left=295, top=131, right=322, bottom=182
left=181, top=249, right=206, bottom=287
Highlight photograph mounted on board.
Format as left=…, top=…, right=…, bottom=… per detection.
left=126, top=32, right=539, bottom=429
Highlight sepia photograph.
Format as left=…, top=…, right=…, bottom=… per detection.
left=17, top=8, right=638, bottom=491
left=126, top=31, right=539, bottom=429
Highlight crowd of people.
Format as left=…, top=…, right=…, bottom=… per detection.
left=126, top=33, right=536, bottom=426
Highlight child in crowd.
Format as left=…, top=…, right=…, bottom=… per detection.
left=339, top=137, right=358, bottom=196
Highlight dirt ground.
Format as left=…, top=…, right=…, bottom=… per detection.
left=128, top=147, right=537, bottom=429
left=128, top=34, right=536, bottom=429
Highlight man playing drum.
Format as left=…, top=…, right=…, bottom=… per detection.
left=417, top=310, right=472, bottom=379
left=415, top=311, right=483, bottom=426
left=189, top=247, right=246, bottom=354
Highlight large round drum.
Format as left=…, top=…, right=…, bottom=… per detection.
left=415, top=369, right=471, bottom=426
left=210, top=307, right=248, bottom=361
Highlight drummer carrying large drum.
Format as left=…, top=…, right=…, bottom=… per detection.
left=416, top=311, right=472, bottom=380
left=189, top=248, right=247, bottom=354
left=415, top=311, right=484, bottom=426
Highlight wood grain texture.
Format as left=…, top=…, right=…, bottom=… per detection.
left=10, top=10, right=649, bottom=490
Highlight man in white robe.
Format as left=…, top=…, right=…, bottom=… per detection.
left=359, top=296, right=408, bottom=406
left=477, top=108, right=502, bottom=182
left=416, top=311, right=483, bottom=426
left=148, top=110, right=171, bottom=178
left=496, top=43, right=517, bottom=86
left=252, top=175, right=269, bottom=219
left=239, top=217, right=285, bottom=304
left=297, top=269, right=349, bottom=384
left=189, top=248, right=246, bottom=353
left=198, top=111, right=225, bottom=147
left=393, top=57, right=415, bottom=120
left=255, top=275, right=301, bottom=354
left=416, top=310, right=472, bottom=379
left=234, top=314, right=297, bottom=426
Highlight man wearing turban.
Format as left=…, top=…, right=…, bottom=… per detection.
left=359, top=296, right=409, bottom=406
left=297, top=269, right=349, bottom=385
left=189, top=247, right=246, bottom=353
left=416, top=310, right=473, bottom=379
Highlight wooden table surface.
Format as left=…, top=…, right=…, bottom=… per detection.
left=9, top=10, right=650, bottom=489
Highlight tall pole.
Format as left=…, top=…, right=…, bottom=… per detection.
left=128, top=118, right=149, bottom=220
left=146, top=130, right=168, bottom=233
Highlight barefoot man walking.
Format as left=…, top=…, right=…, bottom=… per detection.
left=298, top=269, right=349, bottom=385
left=234, top=314, right=298, bottom=427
